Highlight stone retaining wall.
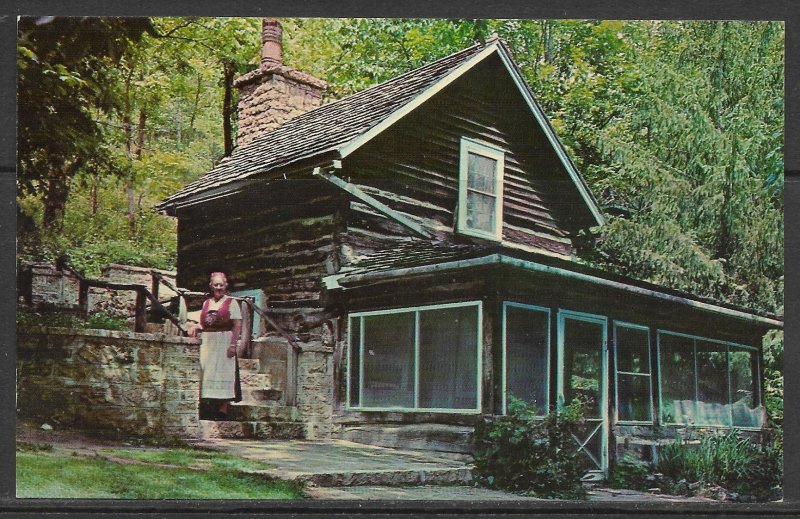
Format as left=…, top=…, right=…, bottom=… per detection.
left=17, top=326, right=201, bottom=439
left=24, top=262, right=177, bottom=319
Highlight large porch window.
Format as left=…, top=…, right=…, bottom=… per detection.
left=348, top=302, right=481, bottom=412
left=502, top=302, right=550, bottom=415
left=658, top=331, right=763, bottom=428
left=613, top=322, right=653, bottom=423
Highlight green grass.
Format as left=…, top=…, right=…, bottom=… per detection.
left=16, top=451, right=302, bottom=499
left=106, top=447, right=275, bottom=472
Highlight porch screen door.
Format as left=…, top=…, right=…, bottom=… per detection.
left=557, top=311, right=608, bottom=476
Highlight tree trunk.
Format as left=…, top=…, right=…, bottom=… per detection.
left=42, top=159, right=81, bottom=230
left=90, top=174, right=98, bottom=216
left=127, top=107, right=147, bottom=234
left=222, top=60, right=235, bottom=156
left=189, top=71, right=201, bottom=137
left=542, top=20, right=554, bottom=65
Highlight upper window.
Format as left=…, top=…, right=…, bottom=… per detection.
left=458, top=137, right=504, bottom=240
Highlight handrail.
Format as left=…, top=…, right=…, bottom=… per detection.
left=232, top=297, right=302, bottom=353
left=53, top=260, right=188, bottom=335
left=150, top=271, right=301, bottom=351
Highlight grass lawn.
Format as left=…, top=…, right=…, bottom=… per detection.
left=16, top=446, right=303, bottom=499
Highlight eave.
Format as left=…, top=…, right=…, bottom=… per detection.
left=325, top=253, right=782, bottom=329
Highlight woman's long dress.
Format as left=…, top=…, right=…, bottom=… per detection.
left=199, top=296, right=241, bottom=400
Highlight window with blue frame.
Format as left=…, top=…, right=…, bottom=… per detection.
left=614, top=323, right=653, bottom=423
left=658, top=331, right=762, bottom=428
left=348, top=302, right=481, bottom=412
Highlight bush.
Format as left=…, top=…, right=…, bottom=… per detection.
left=607, top=454, right=651, bottom=491
left=655, top=430, right=782, bottom=501
left=17, top=307, right=129, bottom=332
left=472, top=396, right=589, bottom=499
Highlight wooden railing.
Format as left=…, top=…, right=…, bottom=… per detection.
left=52, top=263, right=302, bottom=407
left=152, top=271, right=301, bottom=406
left=56, top=260, right=188, bottom=335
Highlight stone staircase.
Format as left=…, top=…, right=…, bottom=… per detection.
left=199, top=358, right=304, bottom=440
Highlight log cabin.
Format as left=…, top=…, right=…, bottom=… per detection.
left=158, top=20, right=782, bottom=476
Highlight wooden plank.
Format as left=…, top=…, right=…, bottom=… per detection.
left=315, top=170, right=433, bottom=239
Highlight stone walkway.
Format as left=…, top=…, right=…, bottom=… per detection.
left=304, top=485, right=714, bottom=502
left=19, top=422, right=714, bottom=503
left=191, top=437, right=713, bottom=502
left=190, top=437, right=472, bottom=487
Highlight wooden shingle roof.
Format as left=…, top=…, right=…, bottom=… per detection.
left=158, top=41, right=491, bottom=211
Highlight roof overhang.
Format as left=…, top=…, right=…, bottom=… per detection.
left=325, top=253, right=782, bottom=329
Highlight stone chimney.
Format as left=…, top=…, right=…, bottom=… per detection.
left=234, top=18, right=327, bottom=146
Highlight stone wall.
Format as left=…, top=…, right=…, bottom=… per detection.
left=24, top=262, right=177, bottom=319
left=87, top=264, right=178, bottom=318
left=28, top=263, right=81, bottom=307
left=17, top=326, right=201, bottom=439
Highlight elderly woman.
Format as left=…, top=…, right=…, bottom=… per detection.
left=188, top=272, right=242, bottom=418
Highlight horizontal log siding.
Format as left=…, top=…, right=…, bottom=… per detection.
left=176, top=185, right=342, bottom=305
left=342, top=55, right=582, bottom=257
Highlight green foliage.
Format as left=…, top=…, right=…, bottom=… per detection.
left=607, top=454, right=651, bottom=491
left=107, top=447, right=275, bottom=472
left=17, top=307, right=129, bottom=332
left=472, top=396, right=588, bottom=499
left=16, top=451, right=301, bottom=499
left=762, top=330, right=783, bottom=427
left=17, top=17, right=154, bottom=227
left=655, top=431, right=782, bottom=501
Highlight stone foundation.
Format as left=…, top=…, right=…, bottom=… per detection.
left=17, top=326, right=201, bottom=439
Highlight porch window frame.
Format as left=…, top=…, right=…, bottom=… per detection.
left=501, top=301, right=551, bottom=416
left=347, top=300, right=483, bottom=414
left=556, top=308, right=609, bottom=475
left=457, top=136, right=505, bottom=241
left=612, top=321, right=654, bottom=425
left=656, top=329, right=762, bottom=430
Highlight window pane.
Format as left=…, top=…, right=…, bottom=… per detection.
left=659, top=334, right=695, bottom=424
left=617, top=374, right=651, bottom=422
left=418, top=306, right=478, bottom=409
left=505, top=305, right=549, bottom=412
left=696, top=340, right=730, bottom=426
left=362, top=312, right=415, bottom=408
left=349, top=317, right=361, bottom=407
left=730, top=348, right=763, bottom=427
left=563, top=318, right=604, bottom=418
left=466, top=191, right=496, bottom=233
left=616, top=326, right=650, bottom=374
left=467, top=152, right=496, bottom=193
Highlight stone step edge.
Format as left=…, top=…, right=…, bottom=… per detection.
left=286, top=466, right=474, bottom=488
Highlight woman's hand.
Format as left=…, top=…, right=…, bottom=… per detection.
left=226, top=343, right=237, bottom=358
left=186, top=322, right=202, bottom=338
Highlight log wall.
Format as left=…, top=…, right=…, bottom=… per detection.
left=340, top=54, right=587, bottom=260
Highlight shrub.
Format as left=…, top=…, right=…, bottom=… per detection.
left=607, top=454, right=651, bottom=491
left=655, top=430, right=782, bottom=501
left=472, top=396, right=589, bottom=499
left=17, top=307, right=129, bottom=332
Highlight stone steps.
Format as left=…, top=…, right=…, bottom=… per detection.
left=291, top=466, right=473, bottom=488
left=227, top=403, right=298, bottom=422
left=199, top=419, right=305, bottom=440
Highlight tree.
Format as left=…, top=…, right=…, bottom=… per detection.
left=17, top=16, right=154, bottom=229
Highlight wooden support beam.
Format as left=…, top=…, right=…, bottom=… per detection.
left=134, top=290, right=147, bottom=333
left=313, top=167, right=433, bottom=239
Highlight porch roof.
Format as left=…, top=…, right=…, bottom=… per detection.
left=324, top=240, right=783, bottom=329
